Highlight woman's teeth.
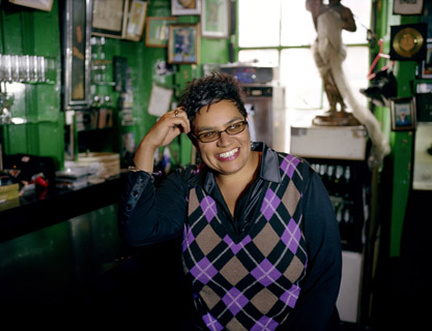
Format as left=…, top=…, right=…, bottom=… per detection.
left=218, top=148, right=239, bottom=159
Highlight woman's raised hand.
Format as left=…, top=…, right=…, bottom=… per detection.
left=133, top=107, right=191, bottom=172
left=145, top=107, right=190, bottom=149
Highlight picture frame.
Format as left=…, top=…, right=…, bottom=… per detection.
left=168, top=24, right=200, bottom=64
left=64, top=0, right=92, bottom=110
left=125, top=0, right=148, bottom=41
left=201, top=0, right=230, bottom=39
left=145, top=17, right=178, bottom=47
left=421, top=39, right=432, bottom=79
left=91, top=0, right=129, bottom=39
left=8, top=0, right=53, bottom=12
left=171, top=0, right=201, bottom=16
left=390, top=23, right=427, bottom=61
left=390, top=97, right=416, bottom=131
left=393, top=0, right=424, bottom=15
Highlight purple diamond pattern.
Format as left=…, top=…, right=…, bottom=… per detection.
left=281, top=219, right=301, bottom=254
left=251, top=316, right=279, bottom=331
left=251, top=259, right=282, bottom=286
left=190, top=257, right=218, bottom=285
left=280, top=155, right=300, bottom=178
left=182, top=224, right=195, bottom=253
left=202, top=312, right=224, bottom=331
left=201, top=196, right=217, bottom=222
left=224, top=235, right=252, bottom=254
left=280, top=284, right=301, bottom=308
left=222, top=287, right=249, bottom=316
left=260, top=188, right=281, bottom=221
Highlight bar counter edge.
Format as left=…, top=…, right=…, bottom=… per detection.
left=0, top=172, right=127, bottom=243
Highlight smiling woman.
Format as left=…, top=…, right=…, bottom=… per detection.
left=119, top=72, right=342, bottom=330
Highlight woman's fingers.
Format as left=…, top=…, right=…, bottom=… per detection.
left=165, top=107, right=190, bottom=134
left=168, top=107, right=190, bottom=134
left=145, top=107, right=191, bottom=148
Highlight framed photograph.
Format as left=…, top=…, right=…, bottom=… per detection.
left=91, top=0, right=129, bottom=39
left=146, top=17, right=177, bottom=47
left=390, top=97, right=416, bottom=131
left=125, top=0, right=148, bottom=41
left=393, top=0, right=424, bottom=15
left=171, top=0, right=201, bottom=16
left=421, top=39, right=432, bottom=79
left=8, top=0, right=53, bottom=12
left=201, top=0, right=230, bottom=38
left=64, top=0, right=92, bottom=110
left=168, top=24, right=200, bottom=64
left=390, top=23, right=427, bottom=61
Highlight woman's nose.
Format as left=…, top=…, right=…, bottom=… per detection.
left=216, top=131, right=232, bottom=147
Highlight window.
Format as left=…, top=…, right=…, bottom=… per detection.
left=238, top=0, right=372, bottom=110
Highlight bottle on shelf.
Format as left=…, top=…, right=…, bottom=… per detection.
left=343, top=165, right=352, bottom=200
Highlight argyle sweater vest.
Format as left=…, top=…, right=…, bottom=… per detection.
left=181, top=154, right=309, bottom=331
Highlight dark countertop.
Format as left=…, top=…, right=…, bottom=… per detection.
left=0, top=172, right=127, bottom=242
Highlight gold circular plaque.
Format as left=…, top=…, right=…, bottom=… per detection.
left=392, top=27, right=424, bottom=58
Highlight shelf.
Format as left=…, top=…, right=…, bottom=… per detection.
left=92, top=81, right=116, bottom=87
left=0, top=117, right=59, bottom=126
left=77, top=127, right=115, bottom=133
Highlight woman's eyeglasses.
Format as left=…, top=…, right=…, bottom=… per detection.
left=190, top=121, right=248, bottom=143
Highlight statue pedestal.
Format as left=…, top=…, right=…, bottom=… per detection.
left=312, top=110, right=360, bottom=126
left=290, top=123, right=367, bottom=160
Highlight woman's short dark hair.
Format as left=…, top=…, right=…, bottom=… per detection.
left=179, top=71, right=247, bottom=129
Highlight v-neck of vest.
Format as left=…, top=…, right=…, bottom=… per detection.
left=212, top=180, right=273, bottom=243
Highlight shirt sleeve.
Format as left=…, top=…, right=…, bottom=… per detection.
left=118, top=170, right=188, bottom=246
left=280, top=171, right=342, bottom=330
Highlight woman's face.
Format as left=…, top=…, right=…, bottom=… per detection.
left=193, top=99, right=252, bottom=176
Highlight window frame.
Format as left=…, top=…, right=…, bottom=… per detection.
left=236, top=0, right=372, bottom=111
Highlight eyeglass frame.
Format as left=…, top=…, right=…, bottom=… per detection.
left=189, top=120, right=249, bottom=143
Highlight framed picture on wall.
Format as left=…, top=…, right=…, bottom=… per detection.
left=146, top=17, right=177, bottom=47
left=393, top=0, right=424, bottom=15
left=421, top=39, right=432, bottom=79
left=201, top=0, right=230, bottom=38
left=64, top=0, right=92, bottom=110
left=171, top=0, right=201, bottom=16
left=390, top=97, right=416, bottom=131
left=8, top=0, right=53, bottom=12
left=8, top=0, right=53, bottom=11
left=91, top=0, right=129, bottom=39
left=168, top=24, right=200, bottom=64
left=125, top=0, right=148, bottom=41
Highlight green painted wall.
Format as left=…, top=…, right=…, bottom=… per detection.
left=0, top=0, right=231, bottom=170
left=373, top=1, right=425, bottom=257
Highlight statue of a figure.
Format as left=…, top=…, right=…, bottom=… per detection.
left=306, top=0, right=359, bottom=125
left=306, top=0, right=391, bottom=167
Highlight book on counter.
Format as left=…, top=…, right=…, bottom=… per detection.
left=0, top=183, right=19, bottom=201
left=55, top=177, right=88, bottom=189
left=55, top=167, right=88, bottom=190
left=0, top=183, right=20, bottom=210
